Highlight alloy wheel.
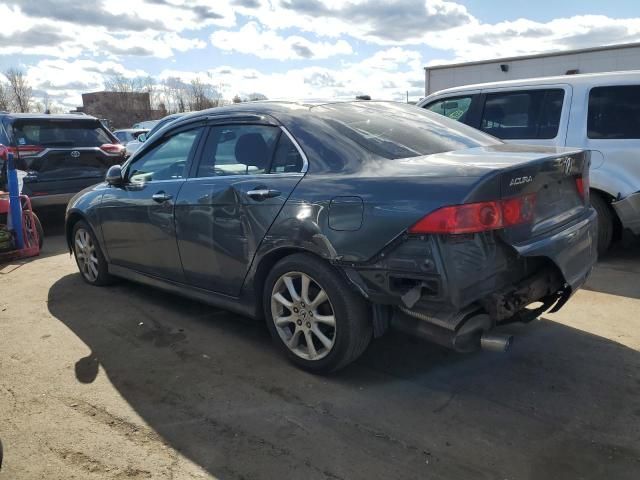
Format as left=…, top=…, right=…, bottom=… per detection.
left=74, top=228, right=99, bottom=282
left=271, top=271, right=336, bottom=361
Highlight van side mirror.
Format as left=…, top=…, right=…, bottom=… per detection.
left=106, top=165, right=124, bottom=186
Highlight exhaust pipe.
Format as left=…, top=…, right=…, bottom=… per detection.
left=393, top=308, right=514, bottom=353
left=480, top=333, right=513, bottom=352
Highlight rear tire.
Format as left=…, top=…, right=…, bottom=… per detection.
left=591, top=192, right=613, bottom=256
left=72, top=220, right=114, bottom=286
left=264, top=253, right=372, bottom=373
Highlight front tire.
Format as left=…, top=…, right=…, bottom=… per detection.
left=264, top=253, right=372, bottom=373
left=72, top=220, right=114, bottom=286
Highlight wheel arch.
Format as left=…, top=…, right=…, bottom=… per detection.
left=66, top=210, right=105, bottom=257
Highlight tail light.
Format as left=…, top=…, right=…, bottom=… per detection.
left=409, top=193, right=538, bottom=235
left=575, top=176, right=589, bottom=203
left=0, top=143, right=44, bottom=159
left=100, top=143, right=125, bottom=156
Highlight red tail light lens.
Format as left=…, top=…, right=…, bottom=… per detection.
left=14, top=145, right=44, bottom=156
left=409, top=194, right=537, bottom=235
left=575, top=176, right=589, bottom=203
left=502, top=193, right=536, bottom=226
left=0, top=144, right=44, bottom=159
left=100, top=143, right=125, bottom=156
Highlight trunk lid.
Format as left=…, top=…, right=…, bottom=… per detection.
left=405, top=144, right=590, bottom=243
left=495, top=148, right=589, bottom=244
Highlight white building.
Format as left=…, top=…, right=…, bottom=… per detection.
left=424, top=42, right=640, bottom=95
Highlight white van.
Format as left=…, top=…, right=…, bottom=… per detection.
left=417, top=71, right=640, bottom=253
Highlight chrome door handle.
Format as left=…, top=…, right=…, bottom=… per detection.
left=247, top=189, right=281, bottom=200
left=152, top=191, right=173, bottom=203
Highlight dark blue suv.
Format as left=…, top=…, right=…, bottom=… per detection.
left=0, top=113, right=124, bottom=207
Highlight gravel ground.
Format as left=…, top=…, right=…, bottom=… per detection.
left=1, top=215, right=639, bottom=480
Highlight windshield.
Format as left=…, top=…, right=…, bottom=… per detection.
left=314, top=102, right=500, bottom=159
left=13, top=119, right=113, bottom=147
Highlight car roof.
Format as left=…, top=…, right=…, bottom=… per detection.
left=169, top=99, right=393, bottom=124
left=0, top=113, right=100, bottom=121
left=114, top=128, right=149, bottom=133
left=426, top=69, right=640, bottom=98
left=147, top=100, right=410, bottom=144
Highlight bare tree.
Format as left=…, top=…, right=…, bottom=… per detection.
left=232, top=94, right=243, bottom=104
left=102, top=73, right=157, bottom=126
left=5, top=68, right=33, bottom=113
left=159, top=77, right=189, bottom=114
left=0, top=80, right=10, bottom=111
left=42, top=92, right=52, bottom=113
left=188, top=78, right=219, bottom=111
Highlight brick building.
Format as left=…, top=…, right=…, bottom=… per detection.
left=80, top=91, right=163, bottom=129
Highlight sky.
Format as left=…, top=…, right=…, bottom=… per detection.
left=2, top=0, right=640, bottom=110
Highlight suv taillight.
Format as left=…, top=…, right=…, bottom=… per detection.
left=100, top=143, right=125, bottom=156
left=0, top=143, right=44, bottom=159
left=408, top=194, right=537, bottom=235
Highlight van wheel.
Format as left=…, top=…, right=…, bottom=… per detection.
left=264, top=253, right=372, bottom=373
left=591, top=192, right=613, bottom=256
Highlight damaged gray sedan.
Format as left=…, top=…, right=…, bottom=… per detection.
left=65, top=101, right=597, bottom=372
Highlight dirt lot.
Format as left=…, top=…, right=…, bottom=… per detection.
left=1, top=213, right=639, bottom=480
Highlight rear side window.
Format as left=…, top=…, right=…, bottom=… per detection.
left=13, top=120, right=113, bottom=147
left=315, top=102, right=499, bottom=160
left=425, top=96, right=474, bottom=124
left=270, top=133, right=304, bottom=173
left=480, top=89, right=564, bottom=140
left=588, top=86, right=640, bottom=139
left=114, top=131, right=132, bottom=143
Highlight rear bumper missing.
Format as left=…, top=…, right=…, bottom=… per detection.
left=344, top=209, right=597, bottom=345
left=613, top=190, right=640, bottom=235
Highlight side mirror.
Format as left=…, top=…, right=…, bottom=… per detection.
left=443, top=101, right=459, bottom=109
left=106, top=165, right=124, bottom=186
left=137, top=133, right=147, bottom=143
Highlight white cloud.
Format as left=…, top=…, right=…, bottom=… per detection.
left=158, top=47, right=424, bottom=102
left=210, top=21, right=353, bottom=60
left=0, top=1, right=217, bottom=60
left=26, top=59, right=150, bottom=110
left=424, top=15, right=640, bottom=64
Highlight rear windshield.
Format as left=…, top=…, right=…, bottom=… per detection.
left=12, top=119, right=113, bottom=147
left=314, top=102, right=500, bottom=159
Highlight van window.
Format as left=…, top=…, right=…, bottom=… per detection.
left=480, top=89, right=564, bottom=140
left=425, top=96, right=473, bottom=124
left=588, top=86, right=640, bottom=139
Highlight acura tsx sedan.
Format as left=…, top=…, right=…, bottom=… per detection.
left=65, top=101, right=597, bottom=372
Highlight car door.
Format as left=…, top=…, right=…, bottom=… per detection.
left=175, top=119, right=307, bottom=296
left=99, top=124, right=205, bottom=280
